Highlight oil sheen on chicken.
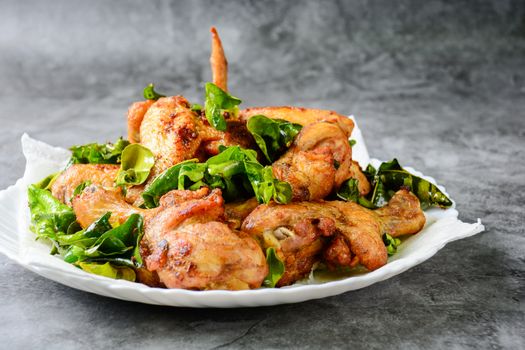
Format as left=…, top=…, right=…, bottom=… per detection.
left=72, top=186, right=267, bottom=290
left=242, top=190, right=425, bottom=286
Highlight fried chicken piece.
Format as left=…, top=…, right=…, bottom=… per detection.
left=127, top=100, right=155, bottom=143
left=243, top=201, right=341, bottom=286
left=224, top=197, right=260, bottom=229
left=130, top=96, right=255, bottom=178
left=210, top=27, right=228, bottom=91
left=241, top=106, right=370, bottom=199
left=51, top=164, right=119, bottom=206
left=272, top=121, right=370, bottom=201
left=72, top=184, right=146, bottom=227
left=139, top=96, right=204, bottom=178
left=242, top=190, right=425, bottom=286
left=72, top=186, right=267, bottom=290
left=200, top=119, right=256, bottom=156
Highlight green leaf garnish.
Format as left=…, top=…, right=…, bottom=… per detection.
left=204, top=82, right=241, bottom=131
left=115, top=144, right=155, bottom=186
left=28, top=182, right=145, bottom=281
left=337, top=159, right=453, bottom=210
left=142, top=146, right=292, bottom=208
left=246, top=115, right=302, bottom=163
left=383, top=233, right=401, bottom=256
left=72, top=180, right=92, bottom=197
left=190, top=103, right=203, bottom=112
left=27, top=185, right=77, bottom=246
left=143, top=83, right=166, bottom=100
left=349, top=139, right=357, bottom=147
left=366, top=159, right=453, bottom=210
left=337, top=178, right=360, bottom=202
left=77, top=262, right=136, bottom=281
left=69, top=138, right=130, bottom=165
left=263, top=247, right=285, bottom=288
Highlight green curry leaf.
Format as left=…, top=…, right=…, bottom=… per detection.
left=246, top=115, right=302, bottom=163
left=263, top=247, right=285, bottom=288
left=27, top=185, right=77, bottom=245
left=69, top=138, right=130, bottom=165
left=204, top=82, right=241, bottom=131
left=115, top=144, right=155, bottom=186
left=369, top=159, right=453, bottom=210
left=142, top=146, right=292, bottom=208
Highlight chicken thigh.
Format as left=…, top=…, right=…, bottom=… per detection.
left=272, top=121, right=370, bottom=201
left=242, top=190, right=425, bottom=286
left=72, top=186, right=267, bottom=290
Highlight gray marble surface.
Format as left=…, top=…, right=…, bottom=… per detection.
left=0, top=1, right=524, bottom=349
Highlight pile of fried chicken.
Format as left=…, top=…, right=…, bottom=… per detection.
left=50, top=28, right=426, bottom=290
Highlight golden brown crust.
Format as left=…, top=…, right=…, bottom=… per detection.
left=210, top=27, right=228, bottom=91
left=242, top=190, right=426, bottom=285
left=51, top=164, right=119, bottom=206
left=139, top=96, right=204, bottom=178
left=127, top=100, right=154, bottom=143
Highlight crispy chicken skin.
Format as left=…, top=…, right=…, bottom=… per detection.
left=272, top=121, right=370, bottom=201
left=51, top=164, right=119, bottom=206
left=127, top=100, right=155, bottom=143
left=72, top=186, right=267, bottom=290
left=224, top=197, right=260, bottom=229
left=72, top=185, right=145, bottom=227
left=128, top=96, right=255, bottom=179
left=210, top=27, right=228, bottom=91
left=139, top=96, right=204, bottom=178
left=241, top=106, right=370, bottom=199
left=242, top=190, right=425, bottom=286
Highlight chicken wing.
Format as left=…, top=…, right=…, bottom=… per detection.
left=242, top=190, right=425, bottom=286
left=272, top=121, right=370, bottom=201
left=72, top=186, right=267, bottom=290
left=127, top=100, right=155, bottom=143
left=51, top=164, right=119, bottom=205
left=210, top=26, right=228, bottom=91
left=139, top=95, right=205, bottom=178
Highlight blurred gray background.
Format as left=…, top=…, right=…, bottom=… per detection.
left=0, top=0, right=524, bottom=349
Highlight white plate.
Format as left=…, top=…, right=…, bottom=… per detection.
left=0, top=118, right=484, bottom=307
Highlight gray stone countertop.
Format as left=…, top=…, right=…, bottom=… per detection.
left=0, top=1, right=523, bottom=349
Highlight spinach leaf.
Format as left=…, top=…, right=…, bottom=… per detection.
left=204, top=82, right=241, bottom=131
left=115, top=144, right=155, bottom=186
left=263, top=247, right=285, bottom=288
left=368, top=159, right=453, bottom=210
left=77, top=262, right=136, bottom=281
left=383, top=233, right=401, bottom=256
left=27, top=185, right=77, bottom=246
left=143, top=83, right=166, bottom=100
left=69, top=138, right=130, bottom=165
left=246, top=115, right=302, bottom=163
left=142, top=146, right=292, bottom=208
